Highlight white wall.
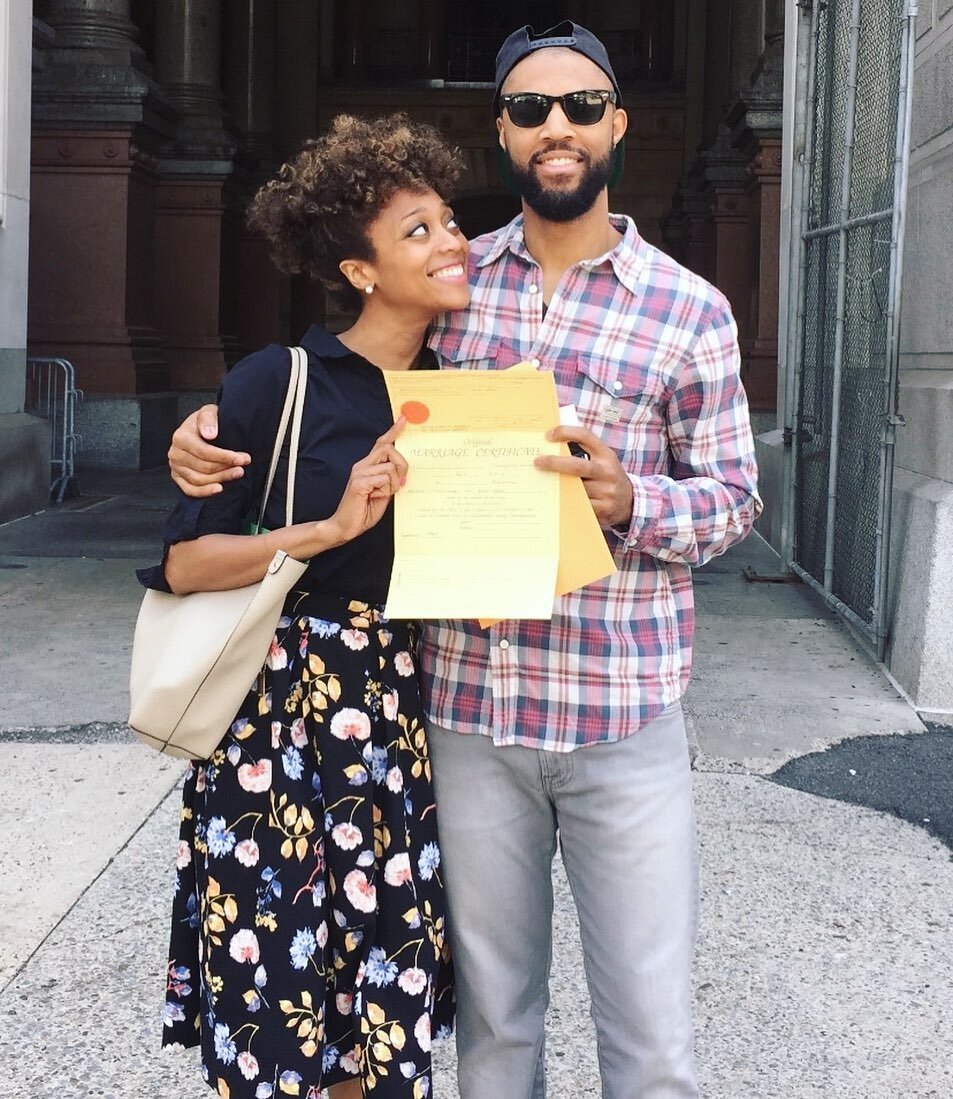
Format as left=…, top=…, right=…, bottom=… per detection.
left=0, top=0, right=32, bottom=415
left=887, top=0, right=953, bottom=715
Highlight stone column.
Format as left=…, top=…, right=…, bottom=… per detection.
left=29, top=0, right=178, bottom=469
left=739, top=137, right=782, bottom=410
left=153, top=0, right=240, bottom=392
left=704, top=129, right=753, bottom=337
left=224, top=0, right=277, bottom=162
left=729, top=0, right=764, bottom=95
left=224, top=0, right=285, bottom=352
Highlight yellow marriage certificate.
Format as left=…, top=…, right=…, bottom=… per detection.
left=382, top=369, right=562, bottom=619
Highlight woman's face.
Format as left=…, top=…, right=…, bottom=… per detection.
left=358, top=187, right=470, bottom=317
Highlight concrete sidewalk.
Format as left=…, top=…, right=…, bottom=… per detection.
left=0, top=472, right=950, bottom=1098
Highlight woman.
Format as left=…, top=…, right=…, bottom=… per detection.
left=147, top=114, right=470, bottom=1099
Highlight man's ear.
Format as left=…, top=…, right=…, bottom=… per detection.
left=611, top=107, right=628, bottom=147
left=496, top=115, right=506, bottom=150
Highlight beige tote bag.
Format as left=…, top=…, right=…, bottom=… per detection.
left=128, top=347, right=310, bottom=759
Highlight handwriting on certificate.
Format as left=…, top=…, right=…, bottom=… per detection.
left=382, top=370, right=561, bottom=619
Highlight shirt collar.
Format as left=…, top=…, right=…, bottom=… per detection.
left=299, top=323, right=352, bottom=359
left=477, top=213, right=649, bottom=298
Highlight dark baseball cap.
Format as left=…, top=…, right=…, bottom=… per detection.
left=493, top=20, right=623, bottom=118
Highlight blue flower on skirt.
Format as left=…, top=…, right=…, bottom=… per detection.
left=206, top=817, right=237, bottom=857
left=322, top=1045, right=340, bottom=1072
left=418, top=842, right=440, bottom=881
left=364, top=744, right=388, bottom=784
left=289, top=927, right=317, bottom=970
left=365, top=945, right=398, bottom=987
left=213, top=1022, right=237, bottom=1064
left=282, top=746, right=304, bottom=781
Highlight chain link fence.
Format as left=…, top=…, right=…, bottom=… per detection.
left=792, top=0, right=914, bottom=656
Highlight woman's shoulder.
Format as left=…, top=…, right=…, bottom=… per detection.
left=221, top=342, right=294, bottom=402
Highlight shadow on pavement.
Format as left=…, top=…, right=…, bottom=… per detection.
left=769, top=724, right=953, bottom=855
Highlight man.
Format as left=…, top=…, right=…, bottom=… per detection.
left=169, top=22, right=761, bottom=1098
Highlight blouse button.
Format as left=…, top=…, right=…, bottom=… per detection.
left=530, top=358, right=541, bottom=368
left=499, top=639, right=510, bottom=650
left=612, top=380, right=623, bottom=392
left=528, top=284, right=539, bottom=294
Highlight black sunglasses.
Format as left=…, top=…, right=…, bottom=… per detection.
left=500, top=89, right=617, bottom=128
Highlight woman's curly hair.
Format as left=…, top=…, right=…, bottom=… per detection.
left=248, top=113, right=463, bottom=309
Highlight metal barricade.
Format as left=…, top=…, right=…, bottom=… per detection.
left=25, top=357, right=84, bottom=502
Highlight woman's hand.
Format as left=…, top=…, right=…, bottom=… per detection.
left=325, top=418, right=408, bottom=545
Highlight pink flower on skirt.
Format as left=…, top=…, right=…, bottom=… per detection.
left=331, top=822, right=363, bottom=851
left=237, top=1051, right=259, bottom=1080
left=341, top=629, right=369, bottom=651
left=398, top=967, right=427, bottom=996
left=384, top=852, right=412, bottom=887
left=228, top=928, right=260, bottom=965
left=237, top=759, right=272, bottom=793
left=382, top=689, right=400, bottom=722
left=265, top=638, right=288, bottom=670
left=330, top=708, right=371, bottom=742
left=343, top=869, right=377, bottom=913
left=394, top=651, right=415, bottom=677
left=234, top=839, right=260, bottom=867
left=415, top=1012, right=431, bottom=1053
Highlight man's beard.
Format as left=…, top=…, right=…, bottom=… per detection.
left=506, top=145, right=613, bottom=223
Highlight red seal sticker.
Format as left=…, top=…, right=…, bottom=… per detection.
left=401, top=400, right=430, bottom=425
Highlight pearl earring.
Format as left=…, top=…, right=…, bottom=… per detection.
left=364, top=285, right=374, bottom=295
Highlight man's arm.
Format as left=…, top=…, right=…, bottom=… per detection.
left=537, top=303, right=760, bottom=566
left=169, top=405, right=250, bottom=496
left=610, top=304, right=761, bottom=567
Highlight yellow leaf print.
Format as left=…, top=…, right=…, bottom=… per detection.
left=217, top=1078, right=231, bottom=1098
left=373, top=1041, right=393, bottom=1062
left=295, top=836, right=309, bottom=861
left=366, top=1002, right=386, bottom=1026
left=301, top=989, right=312, bottom=1008
left=301, top=1039, right=318, bottom=1058
left=223, top=896, right=238, bottom=923
left=308, top=653, right=325, bottom=676
left=328, top=677, right=342, bottom=701
left=390, top=1023, right=406, bottom=1050
left=280, top=837, right=294, bottom=859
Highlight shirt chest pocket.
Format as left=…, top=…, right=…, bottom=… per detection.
left=573, top=355, right=667, bottom=466
left=435, top=334, right=522, bottom=372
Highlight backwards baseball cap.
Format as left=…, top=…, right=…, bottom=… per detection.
left=493, top=20, right=623, bottom=118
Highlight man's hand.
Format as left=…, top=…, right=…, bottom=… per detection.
left=169, top=405, right=250, bottom=497
left=534, top=425, right=634, bottom=530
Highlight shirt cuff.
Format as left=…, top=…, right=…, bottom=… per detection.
left=609, top=474, right=660, bottom=550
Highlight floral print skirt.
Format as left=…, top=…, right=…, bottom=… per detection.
left=163, top=594, right=454, bottom=1099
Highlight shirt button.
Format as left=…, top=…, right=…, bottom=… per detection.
left=499, top=639, right=510, bottom=650
left=530, top=358, right=541, bottom=368
left=528, top=284, right=539, bottom=294
left=613, top=380, right=623, bottom=392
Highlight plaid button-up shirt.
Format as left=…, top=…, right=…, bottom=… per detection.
left=420, top=214, right=761, bottom=751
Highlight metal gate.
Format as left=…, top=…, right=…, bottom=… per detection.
left=784, top=0, right=917, bottom=658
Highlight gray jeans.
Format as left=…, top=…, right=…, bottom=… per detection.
left=427, top=703, right=700, bottom=1099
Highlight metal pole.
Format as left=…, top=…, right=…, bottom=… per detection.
left=780, top=0, right=823, bottom=572
left=870, top=0, right=918, bottom=654
left=822, top=0, right=863, bottom=594
left=803, top=207, right=893, bottom=238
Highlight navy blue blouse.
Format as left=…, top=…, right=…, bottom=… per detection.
left=141, top=325, right=408, bottom=604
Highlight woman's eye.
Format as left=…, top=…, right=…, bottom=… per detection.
left=446, top=216, right=460, bottom=231
left=408, top=223, right=428, bottom=237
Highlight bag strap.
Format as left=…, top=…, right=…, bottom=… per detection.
left=254, top=346, right=307, bottom=534
left=284, top=346, right=308, bottom=527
